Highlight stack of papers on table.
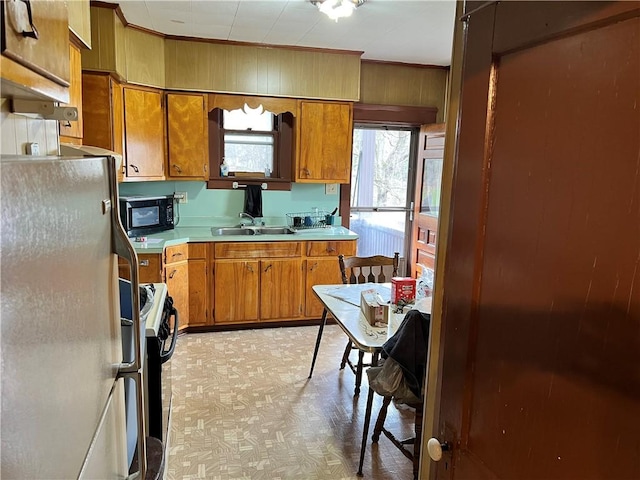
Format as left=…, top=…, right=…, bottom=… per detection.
left=325, top=283, right=391, bottom=307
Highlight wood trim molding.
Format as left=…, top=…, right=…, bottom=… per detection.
left=208, top=93, right=299, bottom=116
left=361, top=59, right=450, bottom=70
left=353, top=103, right=438, bottom=126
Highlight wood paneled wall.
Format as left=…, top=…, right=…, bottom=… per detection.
left=165, top=39, right=361, bottom=100
left=359, top=61, right=449, bottom=122
left=68, top=0, right=92, bottom=48
left=125, top=29, right=165, bottom=88
left=82, top=6, right=126, bottom=78
left=83, top=5, right=451, bottom=106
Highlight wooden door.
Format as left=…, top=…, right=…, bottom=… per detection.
left=411, top=124, right=445, bottom=274
left=214, top=260, right=259, bottom=323
left=167, top=93, right=208, bottom=179
left=260, top=258, right=303, bottom=320
left=123, top=87, right=165, bottom=179
left=428, top=3, right=640, bottom=479
left=298, top=101, right=352, bottom=183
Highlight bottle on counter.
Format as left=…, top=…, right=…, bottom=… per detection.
left=220, top=159, right=229, bottom=177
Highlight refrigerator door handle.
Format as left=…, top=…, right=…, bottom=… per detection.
left=107, top=156, right=147, bottom=480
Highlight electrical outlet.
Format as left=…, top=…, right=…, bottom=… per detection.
left=174, top=192, right=187, bottom=204
left=325, top=183, right=338, bottom=195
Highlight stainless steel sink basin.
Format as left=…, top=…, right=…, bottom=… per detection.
left=210, top=226, right=296, bottom=236
left=211, top=227, right=255, bottom=236
left=255, top=226, right=295, bottom=235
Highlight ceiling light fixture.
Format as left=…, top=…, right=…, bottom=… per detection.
left=311, top=0, right=366, bottom=22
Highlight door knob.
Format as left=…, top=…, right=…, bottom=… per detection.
left=427, top=438, right=450, bottom=461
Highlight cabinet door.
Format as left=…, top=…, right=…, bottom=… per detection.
left=304, top=257, right=343, bottom=317
left=214, top=260, right=259, bottom=323
left=297, top=101, right=353, bottom=183
left=118, top=254, right=162, bottom=284
left=59, top=44, right=83, bottom=142
left=123, top=87, right=165, bottom=179
left=164, top=261, right=189, bottom=331
left=167, top=93, right=208, bottom=179
left=188, top=258, right=208, bottom=327
left=260, top=259, right=303, bottom=320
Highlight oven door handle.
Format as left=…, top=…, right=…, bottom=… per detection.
left=160, top=306, right=179, bottom=364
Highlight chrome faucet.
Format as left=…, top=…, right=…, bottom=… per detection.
left=238, top=212, right=263, bottom=226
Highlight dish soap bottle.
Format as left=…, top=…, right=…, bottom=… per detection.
left=220, top=159, right=229, bottom=177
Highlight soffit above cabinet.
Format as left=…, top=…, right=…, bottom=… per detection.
left=83, top=4, right=361, bottom=101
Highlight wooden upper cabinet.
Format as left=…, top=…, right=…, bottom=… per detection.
left=82, top=72, right=124, bottom=154
left=297, top=101, right=353, bottom=183
left=167, top=93, right=208, bottom=180
left=0, top=0, right=70, bottom=103
left=59, top=43, right=84, bottom=143
left=123, top=87, right=165, bottom=180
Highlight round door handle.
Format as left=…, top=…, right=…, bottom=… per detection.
left=427, top=438, right=450, bottom=462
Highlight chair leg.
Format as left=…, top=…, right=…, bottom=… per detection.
left=308, top=308, right=328, bottom=379
left=340, top=340, right=352, bottom=370
left=357, top=351, right=379, bottom=477
left=372, top=396, right=392, bottom=443
left=354, top=350, right=365, bottom=396
left=413, top=404, right=423, bottom=480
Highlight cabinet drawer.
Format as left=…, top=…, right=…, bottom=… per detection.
left=189, top=243, right=208, bottom=259
left=306, top=240, right=356, bottom=257
left=164, top=243, right=189, bottom=263
left=215, top=242, right=302, bottom=259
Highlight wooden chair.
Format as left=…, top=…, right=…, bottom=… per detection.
left=372, top=396, right=423, bottom=480
left=338, top=252, right=399, bottom=396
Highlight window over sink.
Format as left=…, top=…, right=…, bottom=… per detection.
left=207, top=96, right=295, bottom=191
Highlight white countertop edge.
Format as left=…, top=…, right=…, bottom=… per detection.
left=131, top=226, right=359, bottom=253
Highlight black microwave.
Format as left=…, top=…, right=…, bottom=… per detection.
left=119, top=195, right=175, bottom=237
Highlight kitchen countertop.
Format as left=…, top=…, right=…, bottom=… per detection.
left=130, top=225, right=359, bottom=253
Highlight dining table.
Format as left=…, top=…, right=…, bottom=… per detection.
left=307, top=283, right=432, bottom=476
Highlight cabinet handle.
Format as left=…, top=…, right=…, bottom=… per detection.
left=203, top=164, right=207, bottom=173
left=140, top=259, right=149, bottom=267
left=246, top=264, right=254, bottom=273
left=171, top=252, right=183, bottom=258
left=169, top=269, right=177, bottom=279
left=264, top=264, right=272, bottom=273
left=327, top=247, right=336, bottom=253
left=129, top=164, right=139, bottom=173
left=303, top=167, right=311, bottom=176
left=172, top=164, right=182, bottom=173
left=309, top=262, right=318, bottom=272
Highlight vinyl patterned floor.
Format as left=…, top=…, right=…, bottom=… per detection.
left=166, top=324, right=417, bottom=480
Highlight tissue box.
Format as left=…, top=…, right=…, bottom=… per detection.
left=391, top=277, right=416, bottom=304
left=360, top=290, right=389, bottom=326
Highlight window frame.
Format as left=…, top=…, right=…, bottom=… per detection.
left=207, top=107, right=294, bottom=191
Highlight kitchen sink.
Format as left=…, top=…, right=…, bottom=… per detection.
left=255, top=226, right=295, bottom=235
left=210, top=226, right=296, bottom=236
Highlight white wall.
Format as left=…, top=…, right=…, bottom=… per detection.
left=0, top=98, right=59, bottom=155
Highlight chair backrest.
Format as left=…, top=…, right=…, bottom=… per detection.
left=339, top=252, right=400, bottom=285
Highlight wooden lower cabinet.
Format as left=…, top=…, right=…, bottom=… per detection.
left=304, top=257, right=343, bottom=317
left=214, top=260, right=259, bottom=323
left=260, top=258, right=303, bottom=320
left=304, top=240, right=356, bottom=317
left=164, top=260, right=188, bottom=331
left=187, top=243, right=211, bottom=327
left=118, top=253, right=162, bottom=283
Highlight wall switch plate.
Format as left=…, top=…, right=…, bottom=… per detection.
left=174, top=192, right=187, bottom=204
left=325, top=183, right=338, bottom=195
left=26, top=142, right=40, bottom=155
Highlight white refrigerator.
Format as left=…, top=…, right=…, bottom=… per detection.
left=1, top=154, right=146, bottom=479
